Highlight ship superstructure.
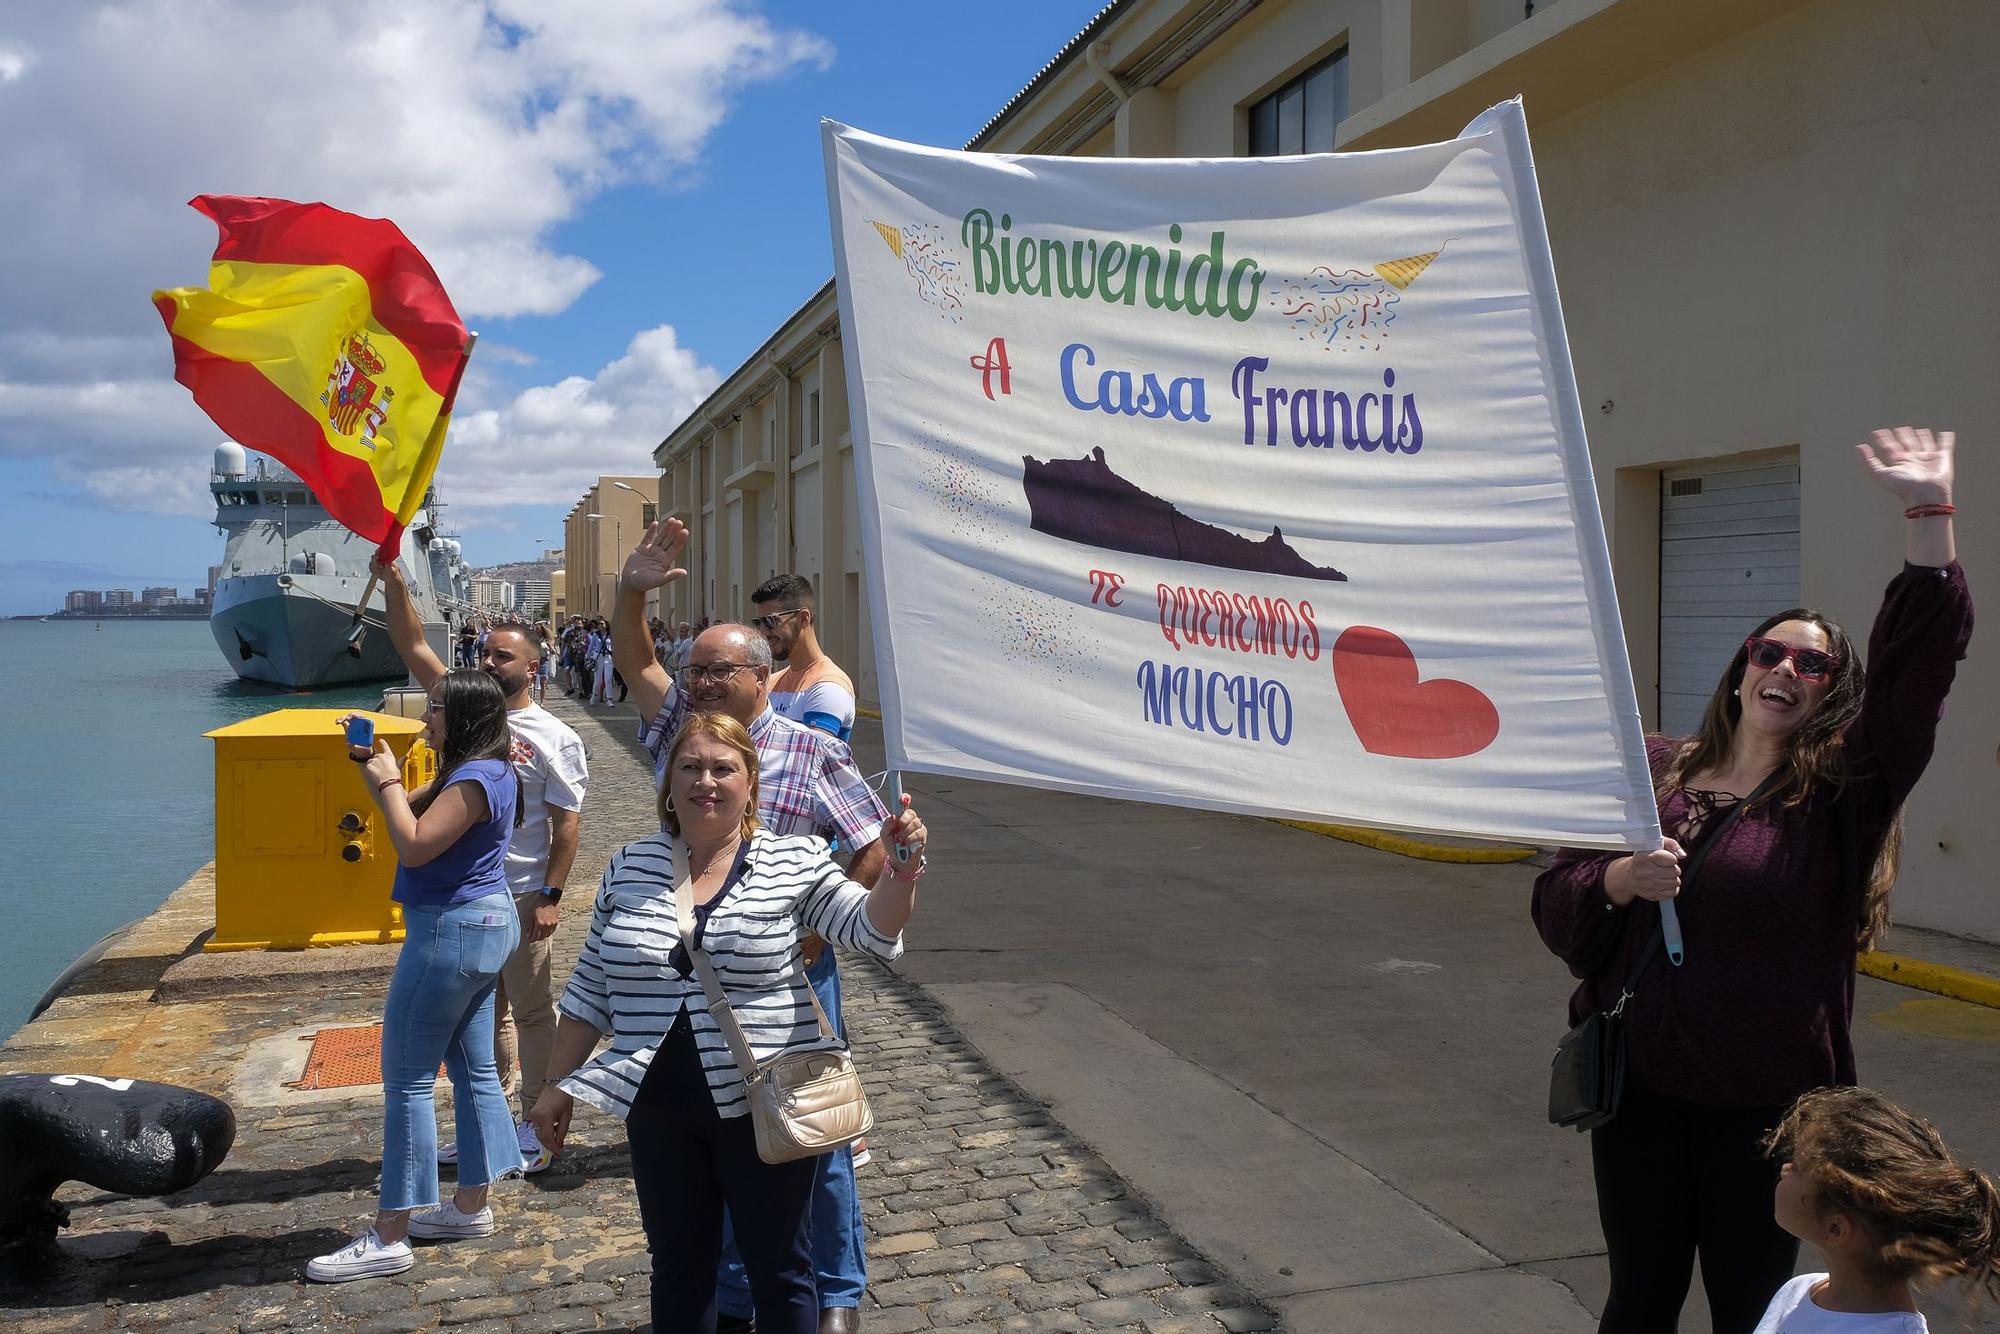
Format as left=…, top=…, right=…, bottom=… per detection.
left=208, top=442, right=473, bottom=689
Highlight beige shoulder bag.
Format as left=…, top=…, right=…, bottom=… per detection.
left=673, top=873, right=873, bottom=1164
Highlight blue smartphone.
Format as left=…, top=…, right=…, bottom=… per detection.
left=344, top=715, right=375, bottom=749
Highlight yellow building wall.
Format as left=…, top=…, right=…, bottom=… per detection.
left=1529, top=0, right=1997, bottom=935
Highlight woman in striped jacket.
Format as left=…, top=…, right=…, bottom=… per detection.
left=528, top=710, right=927, bottom=1334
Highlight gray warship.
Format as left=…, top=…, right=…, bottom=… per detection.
left=208, top=441, right=473, bottom=689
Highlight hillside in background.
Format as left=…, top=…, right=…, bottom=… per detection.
left=472, top=558, right=560, bottom=585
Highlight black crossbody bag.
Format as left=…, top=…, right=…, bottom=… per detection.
left=1547, top=771, right=1778, bottom=1132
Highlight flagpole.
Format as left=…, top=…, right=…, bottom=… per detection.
left=346, top=331, right=479, bottom=652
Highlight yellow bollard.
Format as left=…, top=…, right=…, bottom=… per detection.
left=202, top=709, right=430, bottom=951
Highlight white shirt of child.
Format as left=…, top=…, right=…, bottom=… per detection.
left=1753, top=1275, right=1928, bottom=1334
left=503, top=703, right=589, bottom=896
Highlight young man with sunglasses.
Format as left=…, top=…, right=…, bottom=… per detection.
left=611, top=520, right=890, bottom=1334
left=751, top=574, right=857, bottom=740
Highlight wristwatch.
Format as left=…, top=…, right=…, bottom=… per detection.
left=539, top=886, right=564, bottom=904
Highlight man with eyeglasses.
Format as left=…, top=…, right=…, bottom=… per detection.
left=751, top=574, right=857, bottom=740
left=612, top=519, right=887, bottom=1334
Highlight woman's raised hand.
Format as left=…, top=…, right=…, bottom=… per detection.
left=1858, top=427, right=1955, bottom=506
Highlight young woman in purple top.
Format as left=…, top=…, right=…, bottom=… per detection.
left=310, top=669, right=527, bottom=1283
left=1533, top=428, right=1972, bottom=1334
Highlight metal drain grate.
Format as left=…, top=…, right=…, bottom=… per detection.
left=288, top=1023, right=447, bottom=1091
left=290, top=1023, right=387, bottom=1090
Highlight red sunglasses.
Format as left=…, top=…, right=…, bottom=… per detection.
left=1743, top=636, right=1840, bottom=682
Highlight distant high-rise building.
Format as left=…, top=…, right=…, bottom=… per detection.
left=470, top=577, right=516, bottom=611
left=142, top=586, right=177, bottom=606
left=65, top=590, right=100, bottom=612
left=207, top=564, right=224, bottom=597
left=515, top=577, right=552, bottom=619
left=104, top=589, right=135, bottom=608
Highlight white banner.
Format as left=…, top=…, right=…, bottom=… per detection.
left=823, top=101, right=1660, bottom=850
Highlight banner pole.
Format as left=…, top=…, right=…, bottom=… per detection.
left=887, top=771, right=914, bottom=867
left=346, top=333, right=478, bottom=653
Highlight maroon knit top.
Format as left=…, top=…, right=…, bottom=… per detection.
left=1532, top=562, right=1973, bottom=1109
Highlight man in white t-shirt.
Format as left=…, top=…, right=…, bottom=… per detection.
left=750, top=573, right=857, bottom=738
left=376, top=561, right=588, bottom=1174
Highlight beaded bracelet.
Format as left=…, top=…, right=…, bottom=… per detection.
left=888, top=853, right=928, bottom=884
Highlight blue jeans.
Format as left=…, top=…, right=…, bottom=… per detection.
left=717, top=949, right=867, bottom=1315
left=380, top=894, right=523, bottom=1211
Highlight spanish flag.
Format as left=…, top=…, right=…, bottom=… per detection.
left=153, top=196, right=472, bottom=557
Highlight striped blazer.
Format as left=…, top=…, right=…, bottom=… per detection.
left=556, top=829, right=903, bottom=1119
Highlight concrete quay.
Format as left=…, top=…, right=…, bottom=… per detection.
left=1, top=694, right=1270, bottom=1334
left=7, top=688, right=2000, bottom=1331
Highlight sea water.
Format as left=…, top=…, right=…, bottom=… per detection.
left=0, top=619, right=382, bottom=1037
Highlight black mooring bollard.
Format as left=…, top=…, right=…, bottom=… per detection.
left=0, top=1073, right=236, bottom=1259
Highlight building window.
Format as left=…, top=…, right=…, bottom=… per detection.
left=642, top=502, right=657, bottom=528
left=808, top=390, right=822, bottom=449
left=1248, top=49, right=1348, bottom=156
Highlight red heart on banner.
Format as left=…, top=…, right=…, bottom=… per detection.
left=1332, top=626, right=1500, bottom=759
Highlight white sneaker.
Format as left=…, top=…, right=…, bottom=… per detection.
left=436, top=1139, right=459, bottom=1167
left=407, top=1200, right=496, bottom=1240
left=305, top=1228, right=413, bottom=1282
left=516, top=1120, right=553, bottom=1175
left=851, top=1138, right=871, bottom=1170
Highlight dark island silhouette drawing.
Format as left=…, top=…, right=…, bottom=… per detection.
left=1021, top=447, right=1347, bottom=582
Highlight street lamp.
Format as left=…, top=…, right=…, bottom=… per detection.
left=609, top=480, right=666, bottom=619
left=586, top=513, right=619, bottom=617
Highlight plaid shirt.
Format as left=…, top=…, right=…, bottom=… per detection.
left=640, top=691, right=887, bottom=849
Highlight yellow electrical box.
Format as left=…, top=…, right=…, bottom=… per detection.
left=203, top=709, right=433, bottom=951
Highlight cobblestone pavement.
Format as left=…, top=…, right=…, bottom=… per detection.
left=3, top=691, right=1274, bottom=1333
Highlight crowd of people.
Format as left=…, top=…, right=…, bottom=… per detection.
left=306, top=427, right=1992, bottom=1334
left=324, top=527, right=897, bottom=1334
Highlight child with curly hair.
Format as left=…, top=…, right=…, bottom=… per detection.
left=1757, top=1086, right=2000, bottom=1331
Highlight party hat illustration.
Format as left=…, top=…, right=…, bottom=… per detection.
left=1373, top=241, right=1449, bottom=291
left=871, top=220, right=905, bottom=259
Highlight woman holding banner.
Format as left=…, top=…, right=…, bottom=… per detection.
left=527, top=712, right=929, bottom=1334
left=1532, top=428, right=1971, bottom=1333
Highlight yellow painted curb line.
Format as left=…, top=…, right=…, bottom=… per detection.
left=1273, top=818, right=1536, bottom=865
left=827, top=719, right=1998, bottom=1003
left=1858, top=951, right=2000, bottom=1011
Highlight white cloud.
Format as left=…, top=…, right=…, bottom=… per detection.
left=440, top=323, right=720, bottom=509
left=0, top=1, right=827, bottom=510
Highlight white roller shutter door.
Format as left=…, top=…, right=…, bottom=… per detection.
left=1658, top=456, right=1801, bottom=736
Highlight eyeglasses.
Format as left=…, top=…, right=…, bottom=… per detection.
left=748, top=608, right=803, bottom=632
left=1743, top=636, right=1840, bottom=683
left=677, top=662, right=761, bottom=686
left=423, top=699, right=444, bottom=715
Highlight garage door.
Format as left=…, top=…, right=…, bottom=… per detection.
left=1658, top=456, right=1801, bottom=736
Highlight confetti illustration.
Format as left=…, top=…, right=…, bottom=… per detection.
left=872, top=219, right=967, bottom=322
left=911, top=431, right=1009, bottom=548
left=982, top=576, right=1093, bottom=690
left=1268, top=244, right=1447, bottom=351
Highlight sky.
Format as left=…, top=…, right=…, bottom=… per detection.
left=0, top=0, right=1106, bottom=615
